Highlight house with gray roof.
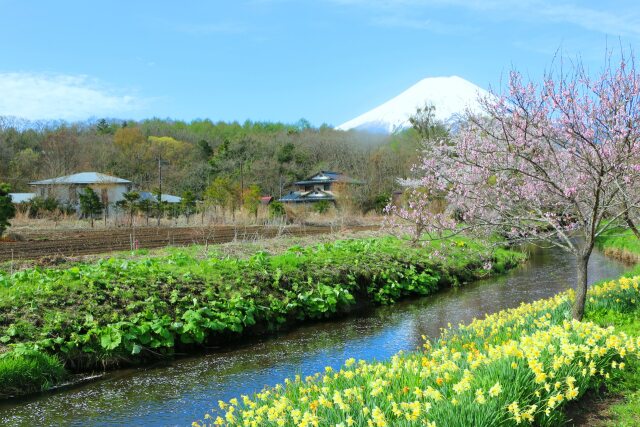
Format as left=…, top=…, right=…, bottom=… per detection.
left=138, top=191, right=182, bottom=204
left=30, top=172, right=133, bottom=208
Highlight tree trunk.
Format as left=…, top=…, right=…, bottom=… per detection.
left=240, top=163, right=244, bottom=205
left=621, top=198, right=640, bottom=239
left=625, top=214, right=640, bottom=239
left=572, top=253, right=590, bottom=320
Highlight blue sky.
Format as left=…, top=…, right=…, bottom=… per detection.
left=0, top=0, right=638, bottom=126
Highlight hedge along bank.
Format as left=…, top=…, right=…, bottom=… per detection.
left=0, top=236, right=523, bottom=398
left=195, top=276, right=640, bottom=427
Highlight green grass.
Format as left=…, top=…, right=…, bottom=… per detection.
left=597, top=228, right=640, bottom=251
left=596, top=228, right=640, bottom=260
left=583, top=309, right=640, bottom=426
left=0, top=350, right=66, bottom=399
left=0, top=235, right=523, bottom=398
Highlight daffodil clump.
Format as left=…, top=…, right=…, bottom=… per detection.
left=588, top=275, right=639, bottom=313
left=194, top=277, right=640, bottom=427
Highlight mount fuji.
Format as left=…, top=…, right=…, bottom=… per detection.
left=336, top=76, right=492, bottom=134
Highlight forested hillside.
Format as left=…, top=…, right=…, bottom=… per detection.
left=0, top=116, right=435, bottom=213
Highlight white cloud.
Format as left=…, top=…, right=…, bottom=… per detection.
left=0, top=73, right=145, bottom=121
left=534, top=3, right=640, bottom=38
left=327, top=0, right=640, bottom=38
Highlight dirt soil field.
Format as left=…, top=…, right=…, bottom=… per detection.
left=0, top=225, right=378, bottom=262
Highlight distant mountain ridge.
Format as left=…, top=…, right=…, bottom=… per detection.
left=336, top=76, right=491, bottom=133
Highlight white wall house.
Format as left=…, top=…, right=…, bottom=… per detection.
left=29, top=172, right=133, bottom=209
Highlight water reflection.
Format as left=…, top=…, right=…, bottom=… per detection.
left=0, top=247, right=630, bottom=426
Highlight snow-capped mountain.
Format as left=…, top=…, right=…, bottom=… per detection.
left=336, top=76, right=492, bottom=133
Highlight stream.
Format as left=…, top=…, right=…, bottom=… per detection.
left=0, top=246, right=631, bottom=426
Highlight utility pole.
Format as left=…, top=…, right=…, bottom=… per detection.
left=157, top=155, right=163, bottom=227
left=155, top=155, right=170, bottom=227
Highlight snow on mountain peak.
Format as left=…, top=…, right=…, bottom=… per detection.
left=336, top=76, right=491, bottom=133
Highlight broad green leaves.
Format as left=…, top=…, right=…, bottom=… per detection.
left=0, top=237, right=522, bottom=376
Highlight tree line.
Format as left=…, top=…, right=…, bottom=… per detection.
left=0, top=116, right=438, bottom=215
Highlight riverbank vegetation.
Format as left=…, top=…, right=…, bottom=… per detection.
left=585, top=306, right=640, bottom=426
left=195, top=275, right=640, bottom=427
left=0, top=235, right=523, bottom=398
left=596, top=229, right=640, bottom=264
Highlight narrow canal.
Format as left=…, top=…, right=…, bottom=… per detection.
left=0, top=246, right=631, bottom=426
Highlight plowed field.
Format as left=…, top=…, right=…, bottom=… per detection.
left=0, top=225, right=377, bottom=261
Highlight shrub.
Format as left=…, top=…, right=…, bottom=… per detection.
left=268, top=202, right=286, bottom=218
left=27, top=196, right=60, bottom=218
left=313, top=200, right=331, bottom=214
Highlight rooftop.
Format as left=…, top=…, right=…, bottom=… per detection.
left=138, top=191, right=182, bottom=204
left=293, top=171, right=363, bottom=186
left=279, top=190, right=335, bottom=203
left=30, top=172, right=132, bottom=185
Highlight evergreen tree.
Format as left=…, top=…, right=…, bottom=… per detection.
left=197, top=140, right=213, bottom=158
left=181, top=190, right=197, bottom=224
left=116, top=191, right=140, bottom=227
left=268, top=201, right=286, bottom=219
left=79, top=187, right=103, bottom=228
left=137, top=198, right=152, bottom=226
left=152, top=188, right=166, bottom=225
left=0, top=183, right=16, bottom=237
left=96, top=118, right=114, bottom=135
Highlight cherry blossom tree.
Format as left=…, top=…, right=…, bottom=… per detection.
left=387, top=54, right=640, bottom=320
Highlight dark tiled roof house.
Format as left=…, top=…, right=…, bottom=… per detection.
left=279, top=171, right=363, bottom=204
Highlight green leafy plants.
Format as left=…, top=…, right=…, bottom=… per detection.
left=0, top=236, right=523, bottom=398
left=313, top=200, right=331, bottom=214
left=268, top=201, right=286, bottom=219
